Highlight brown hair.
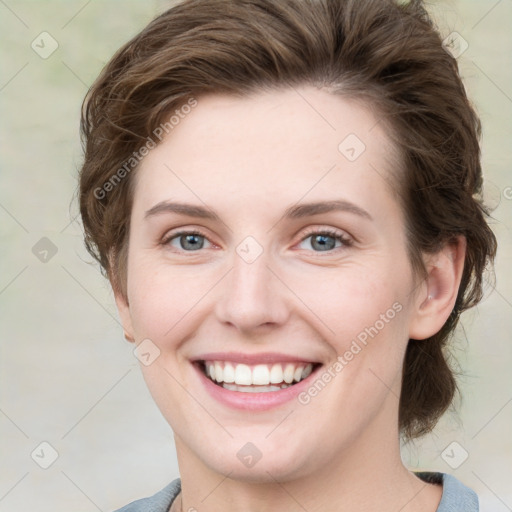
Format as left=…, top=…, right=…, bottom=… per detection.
left=78, top=0, right=497, bottom=440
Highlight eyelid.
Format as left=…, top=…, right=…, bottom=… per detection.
left=298, top=225, right=351, bottom=241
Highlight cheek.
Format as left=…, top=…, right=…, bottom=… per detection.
left=127, top=251, right=413, bottom=349
left=126, top=258, right=206, bottom=341
left=286, top=263, right=408, bottom=340
left=285, top=261, right=413, bottom=404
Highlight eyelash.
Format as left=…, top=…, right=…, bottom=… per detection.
left=161, top=227, right=353, bottom=254
left=299, top=227, right=353, bottom=252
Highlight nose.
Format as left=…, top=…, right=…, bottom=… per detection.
left=214, top=247, right=290, bottom=335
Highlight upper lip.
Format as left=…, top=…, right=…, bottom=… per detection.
left=190, top=352, right=321, bottom=365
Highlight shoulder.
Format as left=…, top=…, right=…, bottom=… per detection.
left=415, top=471, right=479, bottom=512
left=112, top=478, right=181, bottom=512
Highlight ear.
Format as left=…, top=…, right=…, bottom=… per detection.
left=108, top=250, right=136, bottom=344
left=408, top=236, right=466, bottom=340
left=114, top=290, right=136, bottom=343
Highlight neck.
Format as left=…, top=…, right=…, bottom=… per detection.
left=174, top=414, right=442, bottom=512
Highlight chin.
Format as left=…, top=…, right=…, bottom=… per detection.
left=195, top=439, right=320, bottom=483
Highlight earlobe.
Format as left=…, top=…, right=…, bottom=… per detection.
left=114, top=288, right=136, bottom=344
left=409, top=236, right=466, bottom=340
left=123, top=330, right=135, bottom=343
left=108, top=249, right=136, bottom=344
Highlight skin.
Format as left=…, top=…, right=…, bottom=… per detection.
left=114, top=86, right=466, bottom=512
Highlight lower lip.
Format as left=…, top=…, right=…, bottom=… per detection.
left=193, top=362, right=321, bottom=411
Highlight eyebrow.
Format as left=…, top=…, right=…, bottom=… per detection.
left=144, top=199, right=373, bottom=222
left=285, top=200, right=372, bottom=220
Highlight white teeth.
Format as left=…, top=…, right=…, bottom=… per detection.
left=203, top=361, right=316, bottom=388
left=214, top=361, right=223, bottom=382
left=302, top=363, right=313, bottom=379
left=252, top=364, right=270, bottom=385
left=293, top=366, right=304, bottom=382
left=234, top=364, right=252, bottom=385
left=283, top=364, right=295, bottom=383
left=223, top=362, right=235, bottom=383
left=269, top=363, right=284, bottom=384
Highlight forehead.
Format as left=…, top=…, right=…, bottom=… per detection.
left=133, top=86, right=400, bottom=219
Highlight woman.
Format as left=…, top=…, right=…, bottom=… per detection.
left=78, top=0, right=497, bottom=510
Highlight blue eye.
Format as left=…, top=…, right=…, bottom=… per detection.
left=163, top=230, right=211, bottom=251
left=297, top=229, right=352, bottom=252
left=162, top=228, right=352, bottom=253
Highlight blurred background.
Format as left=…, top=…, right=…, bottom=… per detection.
left=0, top=0, right=511, bottom=510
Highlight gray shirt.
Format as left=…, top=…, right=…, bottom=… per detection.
left=113, top=472, right=478, bottom=511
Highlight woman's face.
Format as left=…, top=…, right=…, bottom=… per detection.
left=117, top=86, right=429, bottom=481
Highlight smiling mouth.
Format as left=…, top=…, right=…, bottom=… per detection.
left=199, top=360, right=320, bottom=393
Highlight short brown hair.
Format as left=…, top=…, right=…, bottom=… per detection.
left=78, top=0, right=497, bottom=440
